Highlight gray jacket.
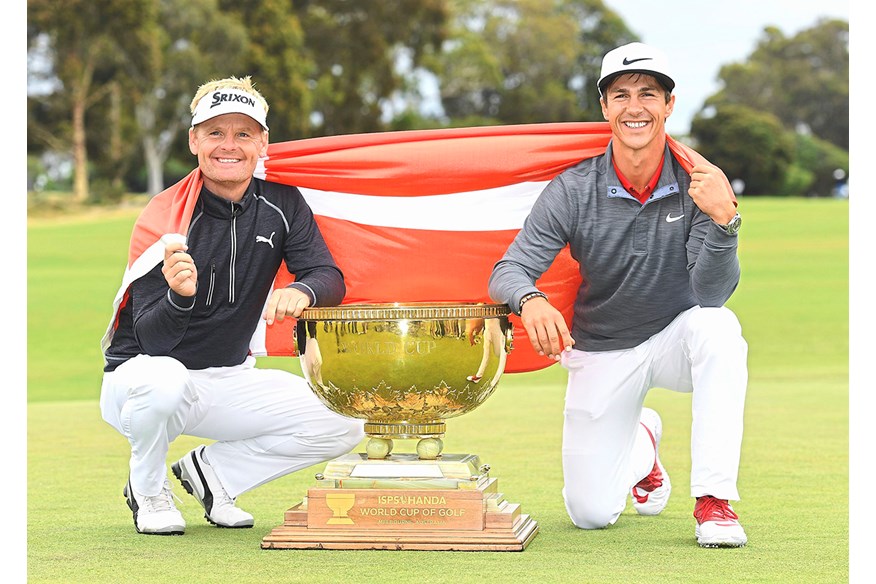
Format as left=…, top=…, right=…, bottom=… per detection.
left=488, top=142, right=740, bottom=352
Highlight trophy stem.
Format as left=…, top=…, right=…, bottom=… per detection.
left=364, top=421, right=445, bottom=439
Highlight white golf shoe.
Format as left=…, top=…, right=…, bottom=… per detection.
left=172, top=445, right=254, bottom=528
left=694, top=496, right=748, bottom=548
left=124, top=478, right=186, bottom=535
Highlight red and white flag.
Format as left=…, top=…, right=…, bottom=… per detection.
left=103, top=122, right=710, bottom=373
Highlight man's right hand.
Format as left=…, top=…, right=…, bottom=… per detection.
left=162, top=242, right=197, bottom=297
left=520, top=297, right=575, bottom=360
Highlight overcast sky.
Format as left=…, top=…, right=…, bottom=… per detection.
left=606, top=0, right=850, bottom=135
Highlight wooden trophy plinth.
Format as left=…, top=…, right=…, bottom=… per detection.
left=261, top=453, right=538, bottom=551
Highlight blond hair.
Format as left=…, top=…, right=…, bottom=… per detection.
left=189, top=76, right=269, bottom=116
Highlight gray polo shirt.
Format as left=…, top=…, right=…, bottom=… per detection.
left=488, top=141, right=740, bottom=352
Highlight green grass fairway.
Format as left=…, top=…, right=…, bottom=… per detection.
left=27, top=198, right=848, bottom=583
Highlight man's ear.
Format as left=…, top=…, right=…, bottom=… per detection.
left=665, top=94, right=676, bottom=118
left=188, top=128, right=198, bottom=156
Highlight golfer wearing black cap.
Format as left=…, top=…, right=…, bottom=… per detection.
left=489, top=42, right=748, bottom=548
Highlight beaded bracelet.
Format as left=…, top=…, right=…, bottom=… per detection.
left=518, top=291, right=547, bottom=313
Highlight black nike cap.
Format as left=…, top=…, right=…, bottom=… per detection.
left=598, top=42, right=675, bottom=97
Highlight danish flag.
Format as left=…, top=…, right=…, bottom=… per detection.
left=103, top=122, right=712, bottom=373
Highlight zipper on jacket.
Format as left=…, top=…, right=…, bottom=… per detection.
left=229, top=203, right=239, bottom=304
left=206, top=262, right=216, bottom=307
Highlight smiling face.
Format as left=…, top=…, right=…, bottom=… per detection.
left=188, top=113, right=268, bottom=201
left=600, top=73, right=674, bottom=157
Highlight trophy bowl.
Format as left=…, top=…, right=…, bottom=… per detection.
left=295, top=303, right=513, bottom=457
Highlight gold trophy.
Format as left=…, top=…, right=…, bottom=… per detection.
left=261, top=303, right=538, bottom=551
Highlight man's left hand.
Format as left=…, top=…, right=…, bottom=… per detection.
left=687, top=163, right=737, bottom=225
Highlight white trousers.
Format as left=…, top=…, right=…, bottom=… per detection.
left=560, top=306, right=748, bottom=529
left=100, top=355, right=364, bottom=498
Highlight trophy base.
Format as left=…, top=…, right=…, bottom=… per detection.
left=261, top=453, right=538, bottom=551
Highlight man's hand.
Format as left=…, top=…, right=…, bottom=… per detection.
left=263, top=287, right=312, bottom=325
left=687, top=163, right=737, bottom=225
left=162, top=242, right=197, bottom=297
left=520, top=297, right=575, bottom=360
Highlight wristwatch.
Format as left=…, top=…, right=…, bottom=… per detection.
left=716, top=212, right=742, bottom=235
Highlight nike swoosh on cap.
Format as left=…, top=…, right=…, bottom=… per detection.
left=623, top=57, right=653, bottom=65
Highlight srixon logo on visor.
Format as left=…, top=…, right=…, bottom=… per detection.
left=210, top=92, right=257, bottom=109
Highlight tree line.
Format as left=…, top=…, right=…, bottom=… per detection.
left=27, top=0, right=848, bottom=201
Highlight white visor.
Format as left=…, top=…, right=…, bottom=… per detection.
left=191, top=88, right=269, bottom=131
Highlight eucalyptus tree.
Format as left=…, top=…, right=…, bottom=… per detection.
left=292, top=0, right=448, bottom=136
left=431, top=0, right=636, bottom=126
left=28, top=0, right=161, bottom=201
left=705, top=18, right=848, bottom=150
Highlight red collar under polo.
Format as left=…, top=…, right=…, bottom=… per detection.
left=613, top=152, right=665, bottom=204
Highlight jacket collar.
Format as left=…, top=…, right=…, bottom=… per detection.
left=199, top=180, right=257, bottom=218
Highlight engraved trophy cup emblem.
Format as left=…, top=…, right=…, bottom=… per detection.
left=325, top=493, right=356, bottom=525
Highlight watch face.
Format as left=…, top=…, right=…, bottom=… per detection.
left=726, top=214, right=742, bottom=234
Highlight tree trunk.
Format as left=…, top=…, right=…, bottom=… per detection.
left=143, top=134, right=164, bottom=196
left=137, top=99, right=166, bottom=195
left=71, top=97, right=89, bottom=203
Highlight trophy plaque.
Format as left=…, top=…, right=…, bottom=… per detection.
left=261, top=303, right=538, bottom=551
